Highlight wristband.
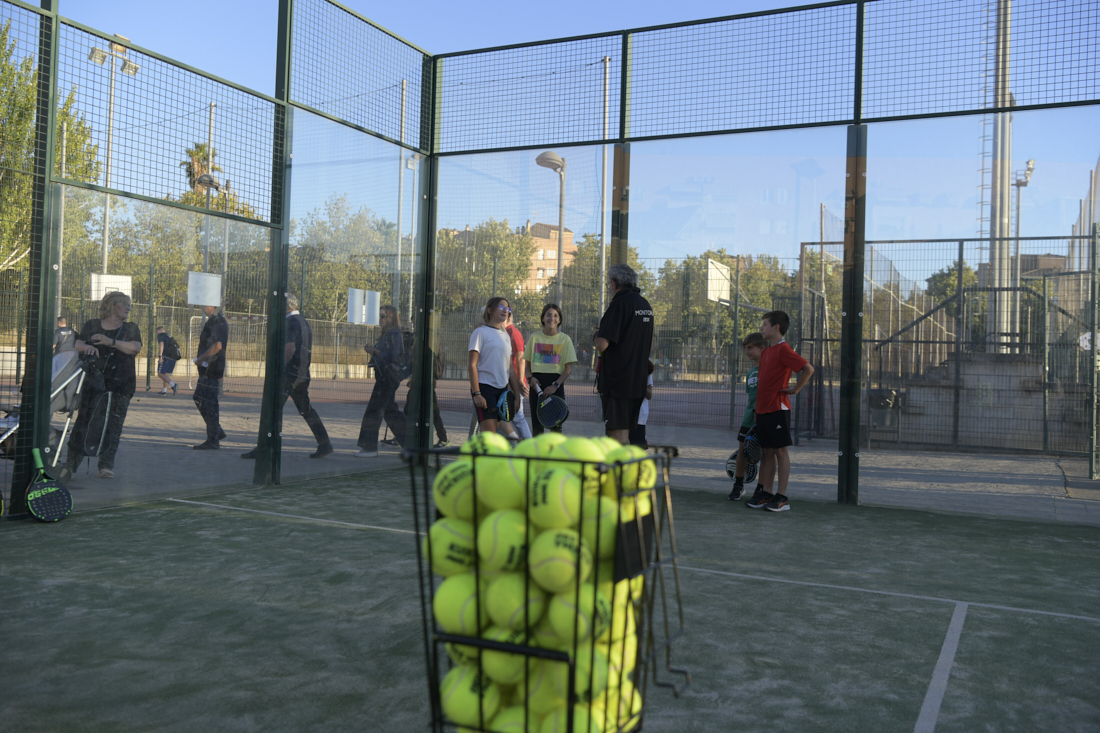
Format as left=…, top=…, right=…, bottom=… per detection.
left=471, top=391, right=481, bottom=397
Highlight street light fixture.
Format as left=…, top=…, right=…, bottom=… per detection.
left=89, top=34, right=139, bottom=275
left=1012, top=159, right=1036, bottom=352
left=536, top=151, right=566, bottom=305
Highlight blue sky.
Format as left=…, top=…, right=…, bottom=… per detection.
left=59, top=0, right=1100, bottom=282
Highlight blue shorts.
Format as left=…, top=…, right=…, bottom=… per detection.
left=158, top=358, right=176, bottom=375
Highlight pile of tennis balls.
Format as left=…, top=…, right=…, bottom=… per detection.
left=427, top=432, right=657, bottom=733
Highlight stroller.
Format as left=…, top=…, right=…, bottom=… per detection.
left=0, top=350, right=90, bottom=466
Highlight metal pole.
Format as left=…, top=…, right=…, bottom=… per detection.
left=203, top=102, right=215, bottom=273
left=728, top=256, right=741, bottom=430
left=953, top=241, right=964, bottom=446
left=1014, top=181, right=1022, bottom=352
left=1091, top=224, right=1099, bottom=479
left=1042, top=275, right=1049, bottom=452
left=599, top=56, right=610, bottom=319
left=408, top=155, right=417, bottom=324
left=57, top=122, right=66, bottom=316
left=395, top=79, right=407, bottom=310
left=223, top=182, right=230, bottom=307
left=101, top=55, right=117, bottom=274
left=147, top=261, right=154, bottom=391
left=556, top=164, right=566, bottom=306
left=838, top=122, right=867, bottom=505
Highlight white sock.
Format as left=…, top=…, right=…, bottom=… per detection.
left=505, top=431, right=519, bottom=441
left=170, top=382, right=176, bottom=388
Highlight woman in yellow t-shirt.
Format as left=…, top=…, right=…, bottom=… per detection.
left=524, top=303, right=578, bottom=435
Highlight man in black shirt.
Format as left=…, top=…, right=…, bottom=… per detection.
left=242, top=295, right=332, bottom=459
left=53, top=317, right=76, bottom=355
left=192, top=304, right=228, bottom=449
left=594, top=264, right=654, bottom=444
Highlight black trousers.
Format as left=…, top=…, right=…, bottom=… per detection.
left=358, top=377, right=406, bottom=450
left=65, top=390, right=131, bottom=471
left=193, top=376, right=222, bottom=442
left=284, top=378, right=330, bottom=446
left=404, top=381, right=447, bottom=443
left=529, top=372, right=566, bottom=435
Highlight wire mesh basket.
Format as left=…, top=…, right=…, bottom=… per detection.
left=406, top=435, right=689, bottom=732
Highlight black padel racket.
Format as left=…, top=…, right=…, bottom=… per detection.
left=27, top=448, right=72, bottom=523
left=743, top=428, right=762, bottom=465
left=725, top=450, right=759, bottom=484
left=534, top=382, right=569, bottom=429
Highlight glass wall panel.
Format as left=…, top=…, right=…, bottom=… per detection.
left=285, top=107, right=424, bottom=480
left=863, top=106, right=1100, bottom=518
left=52, top=185, right=272, bottom=506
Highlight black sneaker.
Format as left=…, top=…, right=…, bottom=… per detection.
left=309, top=443, right=334, bottom=459
left=745, top=488, right=774, bottom=509
left=193, top=440, right=220, bottom=450
left=764, top=494, right=790, bottom=512
left=171, top=382, right=178, bottom=395
left=728, top=482, right=745, bottom=501
left=380, top=438, right=401, bottom=447
left=241, top=449, right=257, bottom=459
left=217, top=429, right=227, bottom=441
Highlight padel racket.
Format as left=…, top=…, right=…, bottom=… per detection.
left=27, top=448, right=72, bottom=522
left=725, top=449, right=759, bottom=485
left=83, top=391, right=114, bottom=457
left=743, top=428, right=762, bottom=465
left=533, top=382, right=569, bottom=429
left=495, top=389, right=514, bottom=422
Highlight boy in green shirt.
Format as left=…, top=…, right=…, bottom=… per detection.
left=729, top=332, right=766, bottom=500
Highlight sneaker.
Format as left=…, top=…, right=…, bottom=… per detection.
left=745, top=488, right=774, bottom=509
left=158, top=389, right=167, bottom=395
left=193, top=441, right=220, bottom=450
left=171, top=382, right=178, bottom=395
left=764, top=494, right=790, bottom=512
left=354, top=450, right=378, bottom=458
left=98, top=468, right=114, bottom=479
left=241, top=449, right=257, bottom=459
left=310, top=443, right=334, bottom=459
left=217, top=429, right=227, bottom=441
left=728, top=482, right=745, bottom=501
left=433, top=440, right=450, bottom=449
left=380, top=439, right=401, bottom=447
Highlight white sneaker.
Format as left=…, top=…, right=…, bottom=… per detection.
left=355, top=450, right=378, bottom=458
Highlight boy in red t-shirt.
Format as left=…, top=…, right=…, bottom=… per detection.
left=746, top=310, right=815, bottom=512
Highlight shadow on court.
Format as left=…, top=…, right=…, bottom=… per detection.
left=1, top=472, right=1098, bottom=732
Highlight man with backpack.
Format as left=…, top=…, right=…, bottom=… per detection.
left=155, top=326, right=180, bottom=395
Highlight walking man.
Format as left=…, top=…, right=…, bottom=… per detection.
left=242, top=295, right=332, bottom=459
left=155, top=326, right=179, bottom=395
left=594, top=264, right=654, bottom=445
left=192, top=304, right=228, bottom=450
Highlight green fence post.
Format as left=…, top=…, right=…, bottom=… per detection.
left=146, top=261, right=154, bottom=391
left=1091, top=223, right=1099, bottom=480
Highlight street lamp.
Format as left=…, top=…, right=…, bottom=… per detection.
left=536, top=151, right=566, bottom=305
left=1012, top=159, right=1035, bottom=352
left=89, top=35, right=140, bottom=274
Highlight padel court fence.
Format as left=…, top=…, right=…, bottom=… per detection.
left=2, top=0, right=1100, bottom=515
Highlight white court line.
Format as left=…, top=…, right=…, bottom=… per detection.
left=679, top=565, right=1100, bottom=623
left=914, top=602, right=968, bottom=733
left=166, top=499, right=419, bottom=535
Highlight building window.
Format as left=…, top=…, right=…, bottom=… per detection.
left=537, top=249, right=544, bottom=260
left=546, top=268, right=557, bottom=278
left=761, top=189, right=772, bottom=204
left=537, top=269, right=545, bottom=279
left=546, top=249, right=556, bottom=259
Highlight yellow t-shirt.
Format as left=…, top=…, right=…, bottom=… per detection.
left=524, top=331, right=578, bottom=375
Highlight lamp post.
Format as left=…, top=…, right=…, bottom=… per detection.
left=536, top=151, right=566, bottom=305
left=88, top=35, right=140, bottom=274
left=196, top=172, right=221, bottom=273
left=1012, top=159, right=1035, bottom=352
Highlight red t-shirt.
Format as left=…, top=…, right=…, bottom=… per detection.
left=755, top=340, right=808, bottom=414
left=506, top=325, right=526, bottom=386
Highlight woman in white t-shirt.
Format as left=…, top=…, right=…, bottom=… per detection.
left=469, top=296, right=521, bottom=434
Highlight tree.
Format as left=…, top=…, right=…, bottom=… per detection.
left=180, top=142, right=222, bottom=194
left=924, top=258, right=985, bottom=347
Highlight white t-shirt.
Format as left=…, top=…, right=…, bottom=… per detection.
left=638, top=374, right=654, bottom=425
left=469, top=325, right=512, bottom=389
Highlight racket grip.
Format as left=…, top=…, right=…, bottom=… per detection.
left=32, top=448, right=44, bottom=470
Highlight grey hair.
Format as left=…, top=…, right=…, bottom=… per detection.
left=286, top=293, right=300, bottom=311
left=608, top=264, right=638, bottom=290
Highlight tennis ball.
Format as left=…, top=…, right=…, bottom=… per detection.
left=481, top=625, right=530, bottom=685
left=592, top=436, right=621, bottom=454
left=549, top=585, right=612, bottom=645
left=487, top=571, right=547, bottom=630
left=424, top=517, right=476, bottom=576
left=440, top=664, right=501, bottom=728
left=547, top=642, right=610, bottom=701
left=515, top=659, right=566, bottom=716
left=515, top=433, right=566, bottom=477
left=476, top=455, right=529, bottom=511
left=433, top=572, right=488, bottom=635
left=447, top=640, right=480, bottom=667
left=478, top=510, right=530, bottom=571
left=579, top=494, right=618, bottom=560
left=529, top=528, right=593, bottom=594
left=484, top=706, right=543, bottom=733
left=590, top=681, right=641, bottom=733
left=461, top=432, right=512, bottom=460
left=531, top=613, right=565, bottom=650
left=540, top=703, right=604, bottom=733
left=434, top=460, right=476, bottom=520
left=528, top=468, right=582, bottom=529
left=549, top=438, right=605, bottom=493
left=601, top=445, right=656, bottom=497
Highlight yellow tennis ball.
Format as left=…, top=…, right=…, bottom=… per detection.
left=487, top=571, right=547, bottom=631
left=547, top=642, right=610, bottom=701
left=601, top=445, right=656, bottom=496
left=531, top=613, right=565, bottom=650
left=480, top=625, right=530, bottom=685
left=540, top=703, right=604, bottom=733
left=434, top=460, right=476, bottom=520
left=548, top=585, right=612, bottom=645
left=440, top=664, right=501, bottom=728
left=483, top=706, right=543, bottom=733
left=592, top=436, right=621, bottom=454
left=515, top=659, right=566, bottom=716
left=590, top=681, right=641, bottom=733
left=529, top=528, right=593, bottom=594
left=549, top=438, right=605, bottom=493
left=529, top=468, right=582, bottom=529
left=461, top=432, right=512, bottom=460
left=514, top=437, right=553, bottom=477
left=423, top=517, right=476, bottom=576
left=477, top=510, right=530, bottom=571
left=476, top=456, right=529, bottom=511
left=447, top=640, right=480, bottom=667
left=433, top=572, right=488, bottom=635
left=579, top=495, right=618, bottom=560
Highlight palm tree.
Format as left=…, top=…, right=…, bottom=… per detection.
left=180, top=142, right=222, bottom=194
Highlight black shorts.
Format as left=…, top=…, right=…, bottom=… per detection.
left=755, top=410, right=792, bottom=449
left=601, top=393, right=643, bottom=432
left=476, top=383, right=508, bottom=423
